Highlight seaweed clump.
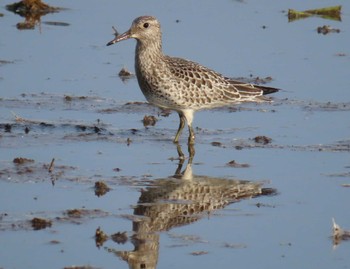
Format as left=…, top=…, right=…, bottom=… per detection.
left=6, top=0, right=61, bottom=29
left=6, top=0, right=59, bottom=16
left=288, top=6, right=342, bottom=22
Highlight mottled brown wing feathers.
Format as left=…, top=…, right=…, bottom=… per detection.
left=226, top=78, right=279, bottom=96
left=165, top=57, right=279, bottom=103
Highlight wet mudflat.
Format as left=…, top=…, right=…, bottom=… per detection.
left=1, top=0, right=350, bottom=268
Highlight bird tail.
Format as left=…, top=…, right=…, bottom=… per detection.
left=259, top=85, right=280, bottom=95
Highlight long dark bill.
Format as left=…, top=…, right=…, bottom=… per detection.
left=106, top=30, right=131, bottom=46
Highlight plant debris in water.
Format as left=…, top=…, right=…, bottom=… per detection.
left=211, top=141, right=223, bottom=147
left=332, top=218, right=350, bottom=247
left=94, top=227, right=129, bottom=247
left=226, top=160, right=250, bottom=168
left=31, top=217, right=52, bottom=230
left=142, top=115, right=158, bottom=127
left=111, top=232, right=128, bottom=244
left=64, top=95, right=88, bottom=102
left=222, top=242, right=247, bottom=249
left=6, top=0, right=61, bottom=16
left=13, top=157, right=34, bottom=164
left=232, top=138, right=350, bottom=152
left=233, top=75, right=273, bottom=85
left=253, top=136, right=272, bottom=145
left=288, top=5, right=342, bottom=22
left=65, top=209, right=86, bottom=218
left=118, top=67, right=135, bottom=81
left=0, top=60, right=15, bottom=65
left=189, top=251, right=209, bottom=256
left=317, top=25, right=340, bottom=35
left=42, top=21, right=70, bottom=26
left=63, top=265, right=101, bottom=269
left=94, top=181, right=111, bottom=197
left=6, top=0, right=64, bottom=30
left=95, top=227, right=109, bottom=248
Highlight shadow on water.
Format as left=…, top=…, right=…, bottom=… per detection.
left=102, top=144, right=277, bottom=269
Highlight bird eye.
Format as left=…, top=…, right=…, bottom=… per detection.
left=143, top=23, right=149, bottom=28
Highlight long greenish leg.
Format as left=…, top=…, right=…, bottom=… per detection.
left=173, top=113, right=185, bottom=143
left=182, top=109, right=195, bottom=145
left=188, top=125, right=195, bottom=145
left=188, top=143, right=195, bottom=163
left=176, top=143, right=185, bottom=160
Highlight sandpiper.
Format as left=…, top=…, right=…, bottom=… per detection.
left=107, top=16, right=279, bottom=144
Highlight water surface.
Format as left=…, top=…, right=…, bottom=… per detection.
left=1, top=0, right=349, bottom=268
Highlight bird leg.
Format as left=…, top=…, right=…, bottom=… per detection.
left=173, top=113, right=185, bottom=143
left=176, top=143, right=185, bottom=161
left=188, top=125, right=195, bottom=145
left=174, top=111, right=196, bottom=145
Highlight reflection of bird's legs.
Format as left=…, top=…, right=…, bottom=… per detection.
left=188, top=143, right=195, bottom=164
left=174, top=142, right=195, bottom=177
left=175, top=143, right=194, bottom=165
left=174, top=143, right=185, bottom=176
left=176, top=143, right=185, bottom=161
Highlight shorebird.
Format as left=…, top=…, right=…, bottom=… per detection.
left=107, top=16, right=279, bottom=144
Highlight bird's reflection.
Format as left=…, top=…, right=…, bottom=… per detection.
left=105, top=143, right=276, bottom=269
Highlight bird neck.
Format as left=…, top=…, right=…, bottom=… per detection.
left=135, top=39, right=163, bottom=64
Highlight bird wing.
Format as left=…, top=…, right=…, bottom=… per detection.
left=165, top=56, right=277, bottom=105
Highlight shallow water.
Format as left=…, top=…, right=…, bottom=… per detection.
left=1, top=0, right=350, bottom=268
